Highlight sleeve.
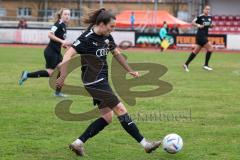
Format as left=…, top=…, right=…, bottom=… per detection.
left=108, top=35, right=117, bottom=51
left=194, top=16, right=202, bottom=24
left=72, top=37, right=87, bottom=54
left=50, top=22, right=60, bottom=34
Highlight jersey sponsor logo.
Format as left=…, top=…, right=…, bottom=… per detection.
left=96, top=48, right=109, bottom=57
left=73, top=40, right=81, bottom=46
left=203, top=22, right=211, bottom=26
left=50, top=26, right=58, bottom=33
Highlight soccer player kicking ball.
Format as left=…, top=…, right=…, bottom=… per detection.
left=19, top=8, right=71, bottom=97
left=56, top=8, right=161, bottom=156
left=183, top=5, right=214, bottom=72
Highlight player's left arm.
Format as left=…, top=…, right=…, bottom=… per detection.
left=210, top=17, right=214, bottom=28
left=112, top=48, right=139, bottom=78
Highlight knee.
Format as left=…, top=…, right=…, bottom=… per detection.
left=102, top=111, right=113, bottom=124
left=46, top=70, right=53, bottom=76
left=192, top=49, right=199, bottom=54
left=208, top=48, right=213, bottom=52
left=207, top=44, right=214, bottom=52
left=113, top=103, right=127, bottom=116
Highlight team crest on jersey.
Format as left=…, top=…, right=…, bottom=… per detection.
left=208, top=18, right=211, bottom=21
left=105, top=39, right=109, bottom=44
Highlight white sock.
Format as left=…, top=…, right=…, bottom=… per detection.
left=140, top=138, right=148, bottom=147
left=73, top=139, right=83, bottom=145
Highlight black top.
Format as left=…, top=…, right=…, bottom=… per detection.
left=48, top=20, right=67, bottom=52
left=72, top=29, right=117, bottom=84
left=194, top=14, right=212, bottom=37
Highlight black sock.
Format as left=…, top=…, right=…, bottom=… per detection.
left=27, top=70, right=49, bottom=78
left=55, top=72, right=62, bottom=94
left=79, top=117, right=109, bottom=143
left=118, top=113, right=144, bottom=143
left=205, top=51, right=212, bottom=66
left=55, top=87, right=62, bottom=94
left=185, top=52, right=197, bottom=66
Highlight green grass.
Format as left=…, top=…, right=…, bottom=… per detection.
left=0, top=46, right=240, bottom=160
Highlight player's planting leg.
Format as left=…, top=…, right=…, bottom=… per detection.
left=113, top=102, right=161, bottom=153
left=203, top=51, right=213, bottom=71
left=54, top=72, right=67, bottom=97
left=203, top=42, right=213, bottom=71
left=69, top=108, right=113, bottom=156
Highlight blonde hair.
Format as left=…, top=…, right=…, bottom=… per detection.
left=55, top=8, right=70, bottom=22
left=204, top=5, right=211, bottom=9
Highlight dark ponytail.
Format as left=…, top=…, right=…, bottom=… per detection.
left=82, top=8, right=116, bottom=30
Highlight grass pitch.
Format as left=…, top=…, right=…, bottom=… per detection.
left=0, top=46, right=240, bottom=160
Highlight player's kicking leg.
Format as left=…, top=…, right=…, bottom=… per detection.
left=19, top=70, right=49, bottom=85
left=113, top=102, right=161, bottom=153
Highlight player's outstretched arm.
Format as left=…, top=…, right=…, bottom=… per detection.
left=56, top=47, right=77, bottom=87
left=112, top=48, right=139, bottom=78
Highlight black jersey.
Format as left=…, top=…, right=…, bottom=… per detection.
left=194, top=14, right=212, bottom=37
left=48, top=20, right=67, bottom=52
left=72, top=29, right=117, bottom=84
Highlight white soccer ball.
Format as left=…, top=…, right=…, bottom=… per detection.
left=162, top=133, right=183, bottom=154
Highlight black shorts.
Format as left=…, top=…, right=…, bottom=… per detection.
left=84, top=79, right=120, bottom=109
left=44, top=46, right=62, bottom=69
left=196, top=36, right=208, bottom=47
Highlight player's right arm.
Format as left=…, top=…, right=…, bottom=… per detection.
left=192, top=16, right=204, bottom=29
left=56, top=37, right=86, bottom=87
left=56, top=47, right=77, bottom=87
left=48, top=23, right=70, bottom=47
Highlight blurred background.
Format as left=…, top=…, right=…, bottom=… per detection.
left=0, top=0, right=238, bottom=30
left=0, top=0, right=239, bottom=49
